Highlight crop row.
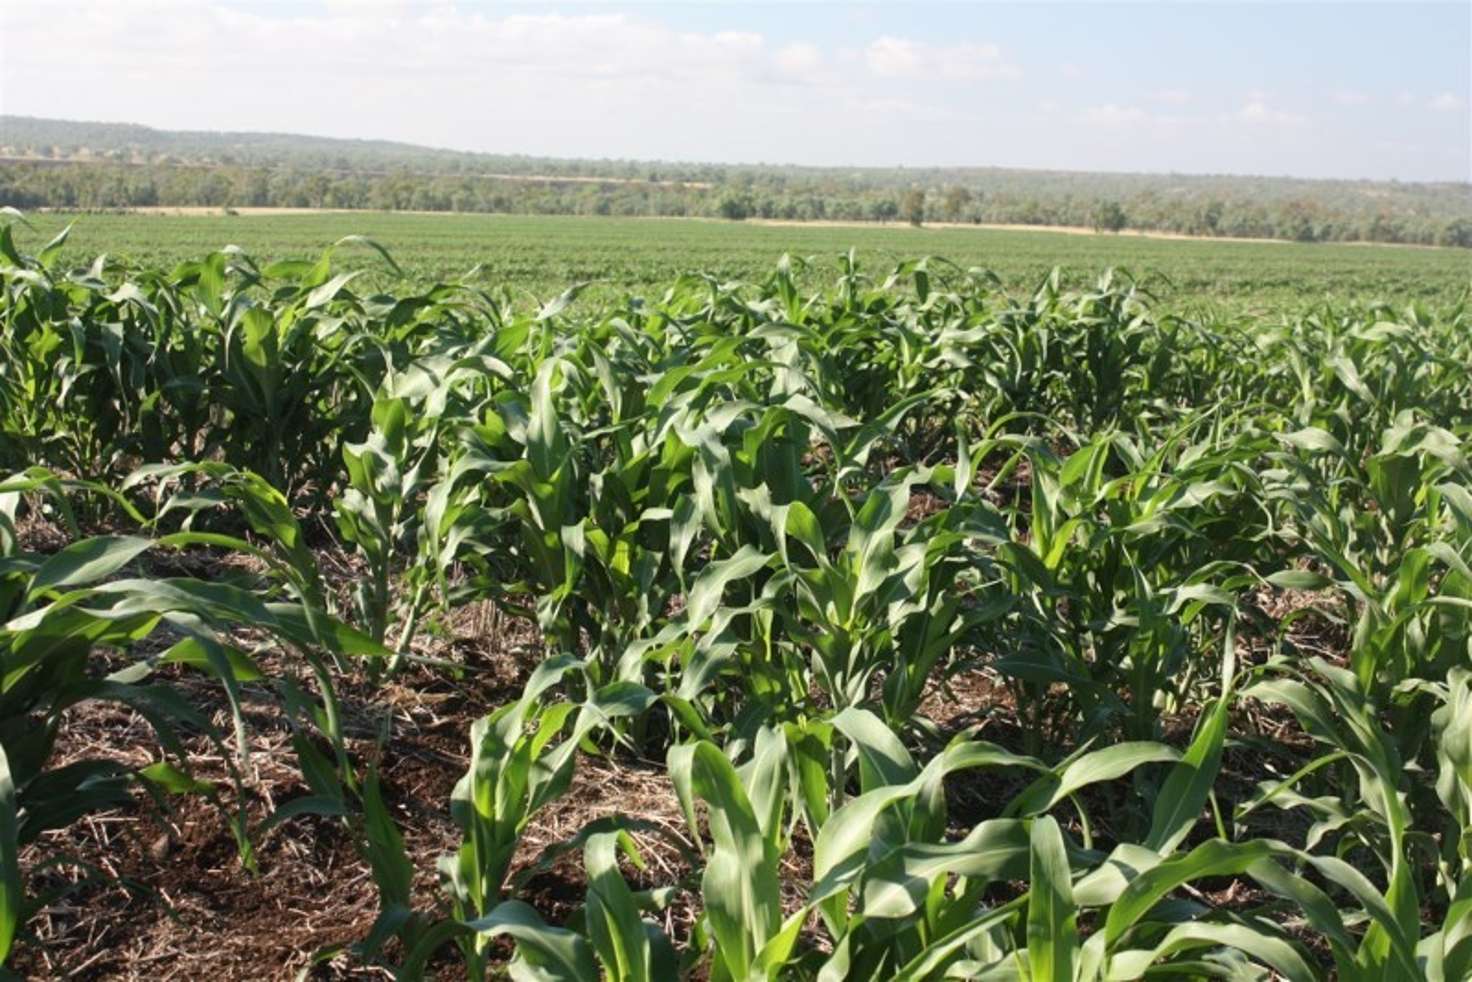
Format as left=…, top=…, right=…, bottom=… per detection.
left=1, top=216, right=1470, bottom=978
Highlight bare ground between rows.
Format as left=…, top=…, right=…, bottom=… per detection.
left=11, top=693, right=1326, bottom=977
left=7, top=530, right=1346, bottom=978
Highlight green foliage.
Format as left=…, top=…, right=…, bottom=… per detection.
left=10, top=211, right=1471, bottom=315
left=2, top=216, right=1470, bottom=979
left=1092, top=199, right=1128, bottom=233
left=5, top=114, right=1470, bottom=246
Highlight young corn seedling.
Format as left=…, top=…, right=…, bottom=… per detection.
left=334, top=392, right=439, bottom=662
left=424, top=656, right=654, bottom=979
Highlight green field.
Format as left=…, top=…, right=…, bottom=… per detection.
left=20, top=210, right=1471, bottom=312
left=4, top=207, right=1472, bottom=977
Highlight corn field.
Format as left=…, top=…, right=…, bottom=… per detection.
left=1, top=210, right=1471, bottom=980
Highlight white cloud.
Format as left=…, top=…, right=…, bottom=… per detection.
left=1080, top=104, right=1191, bottom=128
left=1230, top=100, right=1306, bottom=126
left=0, top=4, right=857, bottom=99
left=864, top=36, right=1018, bottom=81
left=1430, top=92, right=1466, bottom=112
left=858, top=97, right=972, bottom=124
left=1083, top=104, right=1149, bottom=125
left=0, top=1, right=880, bottom=162
left=0, top=0, right=1463, bottom=180
left=1332, top=89, right=1370, bottom=106
left=774, top=42, right=822, bottom=78
left=0, top=3, right=848, bottom=147
left=0, top=5, right=785, bottom=87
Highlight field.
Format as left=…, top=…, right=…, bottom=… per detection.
left=1, top=211, right=1471, bottom=980
left=17, top=210, right=1472, bottom=312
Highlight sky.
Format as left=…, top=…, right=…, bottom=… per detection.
left=1, top=1, right=1469, bottom=182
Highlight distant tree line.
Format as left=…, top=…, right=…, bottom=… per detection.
left=3, top=114, right=1470, bottom=248
left=4, top=159, right=1467, bottom=248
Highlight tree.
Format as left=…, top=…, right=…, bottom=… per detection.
left=716, top=193, right=750, bottom=221
left=197, top=172, right=231, bottom=207
left=1092, top=200, right=1127, bottom=233
left=1195, top=199, right=1224, bottom=235
left=941, top=186, right=973, bottom=222
left=901, top=189, right=926, bottom=227
left=1439, top=217, right=1472, bottom=249
left=870, top=198, right=900, bottom=223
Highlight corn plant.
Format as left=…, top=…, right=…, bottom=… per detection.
left=423, top=656, right=655, bottom=977
left=0, top=467, right=374, bottom=966
left=1235, top=657, right=1471, bottom=980
left=992, top=424, right=1264, bottom=742
left=421, top=683, right=1321, bottom=981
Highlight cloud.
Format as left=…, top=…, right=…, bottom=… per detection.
left=1332, top=89, right=1370, bottom=106
left=0, top=4, right=782, bottom=85
left=858, top=97, right=973, bottom=124
left=1080, top=103, right=1194, bottom=128
left=0, top=0, right=1464, bottom=180
left=864, top=36, right=1019, bottom=81
left=1082, top=104, right=1149, bottom=125
left=774, top=42, right=822, bottom=79
left=1230, top=100, right=1306, bottom=126
left=1429, top=92, right=1466, bottom=112
left=0, top=1, right=1027, bottom=163
left=0, top=1, right=878, bottom=160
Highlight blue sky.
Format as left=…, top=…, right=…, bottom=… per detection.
left=2, top=1, right=1468, bottom=181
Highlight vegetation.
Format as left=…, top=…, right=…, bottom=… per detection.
left=1091, top=201, right=1128, bottom=234
left=4, top=115, right=1471, bottom=247
left=2, top=211, right=1471, bottom=978
left=14, top=210, right=1472, bottom=314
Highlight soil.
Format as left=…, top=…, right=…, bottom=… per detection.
left=5, top=493, right=1344, bottom=979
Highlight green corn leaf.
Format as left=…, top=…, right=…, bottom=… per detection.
left=1266, top=569, right=1336, bottom=590
left=583, top=830, right=652, bottom=982
left=1280, top=427, right=1348, bottom=459
left=851, top=819, right=1030, bottom=918
left=27, top=535, right=153, bottom=599
left=460, top=900, right=597, bottom=981
left=812, top=740, right=1040, bottom=894
left=684, top=545, right=770, bottom=627
left=1108, top=919, right=1317, bottom=982
left=1246, top=858, right=1358, bottom=976
left=304, top=270, right=362, bottom=309
left=0, top=740, right=21, bottom=965
left=1027, top=816, right=1077, bottom=982
left=362, top=768, right=414, bottom=912
left=1105, top=839, right=1274, bottom=945
left=1073, top=843, right=1165, bottom=907
left=1146, top=696, right=1230, bottom=854
left=137, top=761, right=214, bottom=795
left=669, top=740, right=781, bottom=981
left=1008, top=742, right=1179, bottom=818
left=832, top=707, right=916, bottom=790
left=889, top=897, right=1027, bottom=982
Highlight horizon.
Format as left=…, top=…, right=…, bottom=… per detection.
left=2, top=2, right=1469, bottom=184
left=6, top=112, right=1469, bottom=189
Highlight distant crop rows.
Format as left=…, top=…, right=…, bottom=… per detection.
left=18, top=210, right=1472, bottom=313
left=2, top=213, right=1470, bottom=978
